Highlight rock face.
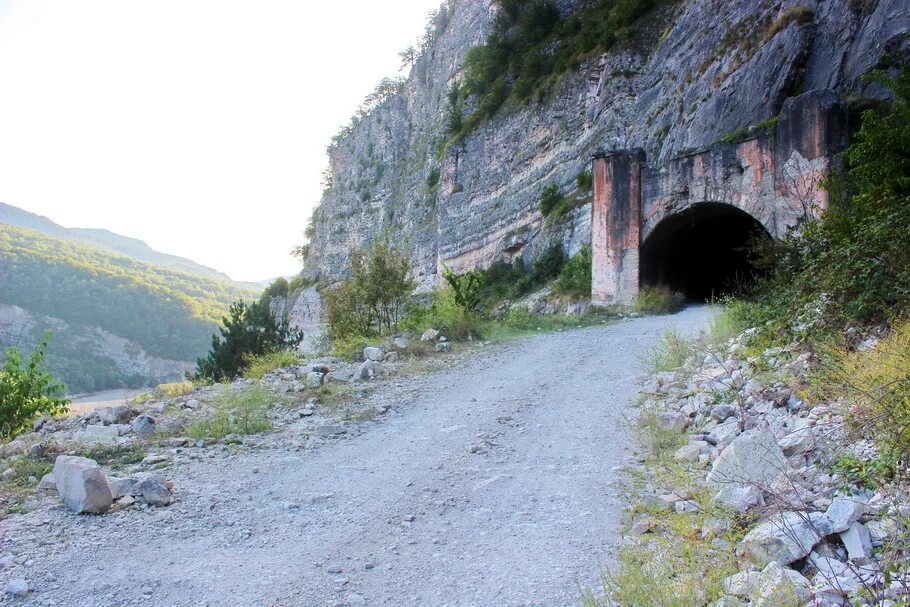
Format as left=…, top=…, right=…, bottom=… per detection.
left=52, top=456, right=113, bottom=514
left=300, top=0, right=909, bottom=290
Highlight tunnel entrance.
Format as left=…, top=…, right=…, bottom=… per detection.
left=639, top=203, right=770, bottom=302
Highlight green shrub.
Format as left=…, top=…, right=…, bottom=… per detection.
left=443, top=267, right=484, bottom=312
left=457, top=0, right=661, bottom=133
left=195, top=298, right=302, bottom=382
left=244, top=351, right=300, bottom=380
left=576, top=169, right=593, bottom=191
left=539, top=183, right=563, bottom=216
left=187, top=384, right=274, bottom=440
left=323, top=236, right=415, bottom=341
left=262, top=277, right=290, bottom=299
left=635, top=286, right=686, bottom=314
left=0, top=333, right=69, bottom=440
left=553, top=245, right=592, bottom=298
left=415, top=287, right=484, bottom=340
left=743, top=69, right=910, bottom=341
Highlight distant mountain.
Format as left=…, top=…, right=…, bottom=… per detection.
left=0, top=202, right=262, bottom=291
left=0, top=224, right=258, bottom=394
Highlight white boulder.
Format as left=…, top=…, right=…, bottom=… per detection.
left=53, top=456, right=112, bottom=514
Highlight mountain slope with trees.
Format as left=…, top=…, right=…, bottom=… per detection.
left=0, top=224, right=257, bottom=393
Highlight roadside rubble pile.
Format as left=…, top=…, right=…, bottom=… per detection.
left=633, top=331, right=908, bottom=607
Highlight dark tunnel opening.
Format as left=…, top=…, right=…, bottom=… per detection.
left=639, top=203, right=771, bottom=302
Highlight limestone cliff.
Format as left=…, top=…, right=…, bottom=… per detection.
left=302, top=0, right=909, bottom=292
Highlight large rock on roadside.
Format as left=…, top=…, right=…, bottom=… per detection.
left=53, top=456, right=113, bottom=514
left=363, top=346, right=385, bottom=362
left=741, top=511, right=829, bottom=566
left=707, top=425, right=787, bottom=491
left=135, top=474, right=172, bottom=507
left=420, top=328, right=439, bottom=342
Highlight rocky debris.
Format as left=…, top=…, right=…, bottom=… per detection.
left=131, top=414, right=157, bottom=437
left=363, top=346, right=385, bottom=362
left=436, top=342, right=451, bottom=353
left=36, top=473, right=56, bottom=493
left=108, top=477, right=138, bottom=500
left=354, top=360, right=378, bottom=382
left=53, top=456, right=113, bottom=514
left=633, top=324, right=910, bottom=607
left=706, top=425, right=787, bottom=491
left=4, top=578, right=28, bottom=597
left=94, top=405, right=137, bottom=425
left=420, top=329, right=439, bottom=342
left=393, top=336, right=409, bottom=350
left=135, top=474, right=172, bottom=507
left=74, top=424, right=121, bottom=445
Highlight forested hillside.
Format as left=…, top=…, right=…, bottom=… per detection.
left=0, top=202, right=262, bottom=289
left=0, top=225, right=255, bottom=393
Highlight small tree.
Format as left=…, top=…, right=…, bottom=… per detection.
left=0, top=333, right=69, bottom=440
left=323, top=237, right=414, bottom=340
left=195, top=298, right=302, bottom=382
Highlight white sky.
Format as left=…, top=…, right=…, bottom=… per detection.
left=0, top=0, right=442, bottom=282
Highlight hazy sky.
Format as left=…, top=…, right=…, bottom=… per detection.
left=0, top=0, right=442, bottom=281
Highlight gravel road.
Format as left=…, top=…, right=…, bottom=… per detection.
left=2, top=307, right=712, bottom=607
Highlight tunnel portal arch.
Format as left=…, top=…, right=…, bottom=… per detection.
left=639, top=202, right=770, bottom=301
left=590, top=89, right=848, bottom=305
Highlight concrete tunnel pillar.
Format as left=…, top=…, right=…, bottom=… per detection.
left=591, top=149, right=644, bottom=306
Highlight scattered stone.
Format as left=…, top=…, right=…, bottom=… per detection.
left=657, top=411, right=688, bottom=432
left=4, top=579, right=28, bottom=597
left=420, top=329, right=439, bottom=342
left=107, top=477, right=138, bottom=500
left=707, top=425, right=787, bottom=491
left=724, top=570, right=759, bottom=597
left=384, top=351, right=400, bottom=363
left=345, top=592, right=366, bottom=606
left=184, top=399, right=202, bottom=410
left=305, top=372, right=325, bottom=388
left=131, top=414, right=157, bottom=436
left=393, top=336, right=409, bottom=349
left=713, top=485, right=764, bottom=514
left=1, top=468, right=14, bottom=482
left=435, top=342, right=451, bottom=353
left=354, top=360, right=377, bottom=382
left=95, top=405, right=136, bottom=425
left=142, top=454, right=169, bottom=465
left=317, top=425, right=347, bottom=438
left=135, top=474, right=172, bottom=507
left=363, top=346, right=385, bottom=362
left=753, top=561, right=811, bottom=606
left=710, top=404, right=737, bottom=422
left=824, top=498, right=866, bottom=534
left=840, top=522, right=873, bottom=561
left=74, top=424, right=120, bottom=445
left=53, top=455, right=113, bottom=514
left=27, top=443, right=44, bottom=458
left=741, top=511, right=828, bottom=566
left=777, top=417, right=815, bottom=456
left=36, top=473, right=56, bottom=493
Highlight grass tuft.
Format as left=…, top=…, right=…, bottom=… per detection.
left=187, top=383, right=274, bottom=440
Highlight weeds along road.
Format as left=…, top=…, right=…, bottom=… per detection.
left=14, top=306, right=713, bottom=607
